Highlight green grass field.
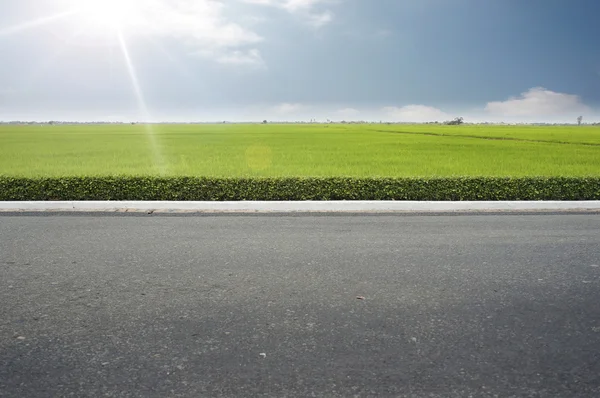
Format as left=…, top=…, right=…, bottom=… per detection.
left=1, top=124, right=599, bottom=177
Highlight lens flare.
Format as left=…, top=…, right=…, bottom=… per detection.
left=117, top=31, right=166, bottom=175
left=0, top=11, right=75, bottom=37
left=1, top=0, right=166, bottom=174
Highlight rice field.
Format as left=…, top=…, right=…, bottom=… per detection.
left=0, top=123, right=599, bottom=177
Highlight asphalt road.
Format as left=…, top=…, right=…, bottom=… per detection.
left=1, top=214, right=600, bottom=397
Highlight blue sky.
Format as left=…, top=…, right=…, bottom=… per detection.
left=0, top=0, right=599, bottom=122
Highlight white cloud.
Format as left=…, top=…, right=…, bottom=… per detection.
left=383, top=105, right=451, bottom=122
left=142, top=0, right=263, bottom=63
left=56, top=0, right=264, bottom=65
left=241, top=0, right=336, bottom=26
left=274, top=103, right=307, bottom=113
left=282, top=0, right=327, bottom=11
left=485, top=87, right=589, bottom=117
left=306, top=11, right=333, bottom=27
left=211, top=49, right=265, bottom=66
left=336, top=107, right=360, bottom=117
left=22, top=0, right=341, bottom=66
left=243, top=0, right=327, bottom=11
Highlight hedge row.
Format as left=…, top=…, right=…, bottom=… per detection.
left=1, top=176, right=599, bottom=201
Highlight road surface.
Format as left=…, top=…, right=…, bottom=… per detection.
left=1, top=213, right=600, bottom=397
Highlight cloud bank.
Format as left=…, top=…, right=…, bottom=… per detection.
left=274, top=103, right=308, bottom=114
left=53, top=0, right=340, bottom=66
left=485, top=87, right=589, bottom=117
left=382, top=105, right=451, bottom=123
left=242, top=0, right=336, bottom=27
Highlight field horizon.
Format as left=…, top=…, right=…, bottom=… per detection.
left=1, top=124, right=599, bottom=178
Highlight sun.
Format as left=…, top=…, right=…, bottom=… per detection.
left=72, top=0, right=141, bottom=34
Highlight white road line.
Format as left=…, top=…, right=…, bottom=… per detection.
left=1, top=201, right=600, bottom=213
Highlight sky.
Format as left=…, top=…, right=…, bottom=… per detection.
left=0, top=0, right=599, bottom=123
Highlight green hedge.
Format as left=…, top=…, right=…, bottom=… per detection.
left=1, top=176, right=599, bottom=201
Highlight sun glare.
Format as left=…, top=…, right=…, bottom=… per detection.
left=73, top=0, right=140, bottom=34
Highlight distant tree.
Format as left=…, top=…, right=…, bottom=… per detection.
left=263, top=120, right=268, bottom=124
left=577, top=115, right=583, bottom=125
left=445, top=117, right=464, bottom=126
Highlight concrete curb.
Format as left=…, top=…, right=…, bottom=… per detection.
left=1, top=201, right=600, bottom=213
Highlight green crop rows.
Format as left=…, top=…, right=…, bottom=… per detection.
left=1, top=123, right=598, bottom=200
